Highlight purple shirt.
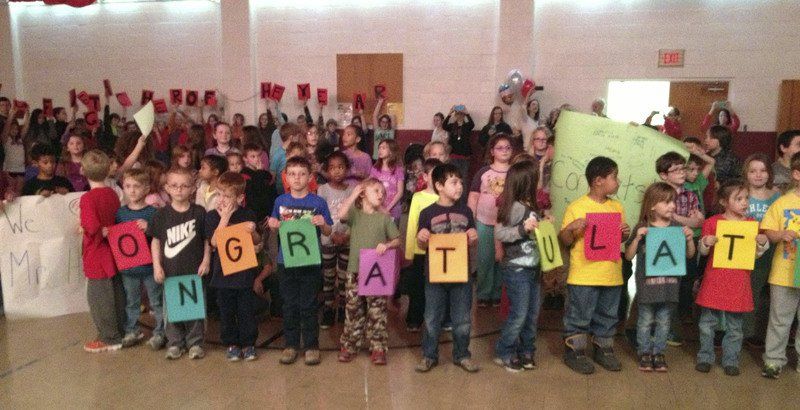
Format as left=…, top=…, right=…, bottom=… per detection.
left=370, top=165, right=404, bottom=218
left=343, top=148, right=372, bottom=187
left=62, top=160, right=88, bottom=192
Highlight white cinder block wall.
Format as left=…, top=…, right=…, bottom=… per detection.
left=2, top=0, right=798, bottom=131
left=532, top=0, right=800, bottom=132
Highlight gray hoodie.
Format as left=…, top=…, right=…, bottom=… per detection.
left=494, top=201, right=540, bottom=269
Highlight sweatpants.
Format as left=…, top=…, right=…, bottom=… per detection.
left=763, top=284, right=800, bottom=368
left=86, top=275, right=126, bottom=345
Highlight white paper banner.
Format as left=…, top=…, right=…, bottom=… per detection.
left=0, top=193, right=88, bottom=319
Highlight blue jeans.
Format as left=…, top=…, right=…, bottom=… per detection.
left=563, top=285, right=621, bottom=346
left=278, top=264, right=322, bottom=349
left=637, top=302, right=673, bottom=355
left=476, top=221, right=501, bottom=300
left=422, top=279, right=473, bottom=362
left=120, top=273, right=164, bottom=336
left=216, top=287, right=258, bottom=347
left=697, top=308, right=743, bottom=367
left=495, top=266, right=541, bottom=361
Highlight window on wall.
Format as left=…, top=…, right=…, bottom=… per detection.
left=606, top=80, right=670, bottom=126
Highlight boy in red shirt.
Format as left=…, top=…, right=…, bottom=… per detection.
left=79, top=149, right=125, bottom=353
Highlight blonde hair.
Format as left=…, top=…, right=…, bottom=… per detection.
left=637, top=182, right=677, bottom=225
left=80, top=149, right=111, bottom=182
left=355, top=178, right=384, bottom=210
left=423, top=140, right=450, bottom=159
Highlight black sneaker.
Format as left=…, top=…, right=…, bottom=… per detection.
left=494, top=357, right=523, bottom=373
left=723, top=365, right=740, bottom=376
left=564, top=348, right=595, bottom=374
left=695, top=362, right=711, bottom=373
left=519, top=355, right=536, bottom=370
left=652, top=354, right=668, bottom=372
left=638, top=354, right=653, bottom=372
left=320, top=308, right=334, bottom=329
left=592, top=345, right=622, bottom=371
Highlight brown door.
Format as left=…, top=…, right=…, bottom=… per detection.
left=668, top=81, right=729, bottom=139
left=777, top=80, right=800, bottom=133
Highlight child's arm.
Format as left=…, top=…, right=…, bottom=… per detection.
left=376, top=236, right=401, bottom=255
left=417, top=228, right=430, bottom=249
left=625, top=226, right=647, bottom=261
left=338, top=184, right=363, bottom=222
left=698, top=235, right=717, bottom=256
left=303, top=102, right=313, bottom=126
left=19, top=109, right=31, bottom=139
left=763, top=229, right=797, bottom=244
left=116, top=134, right=148, bottom=176
left=558, top=218, right=586, bottom=246
left=673, top=212, right=703, bottom=229
left=683, top=226, right=696, bottom=259
left=372, top=98, right=384, bottom=129
left=494, top=203, right=532, bottom=244
left=152, top=238, right=165, bottom=284
left=467, top=192, right=479, bottom=218
left=311, top=214, right=332, bottom=236
left=198, top=240, right=211, bottom=276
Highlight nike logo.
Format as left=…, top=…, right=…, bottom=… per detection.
left=164, top=220, right=197, bottom=259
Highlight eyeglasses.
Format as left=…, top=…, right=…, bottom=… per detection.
left=494, top=145, right=513, bottom=152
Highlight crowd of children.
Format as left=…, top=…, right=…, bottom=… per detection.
left=3, top=94, right=800, bottom=379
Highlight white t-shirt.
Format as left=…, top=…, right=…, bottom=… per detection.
left=3, top=140, right=25, bottom=173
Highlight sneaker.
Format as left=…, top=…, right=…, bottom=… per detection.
left=304, top=349, right=321, bottom=366
left=370, top=350, right=387, bottom=365
left=592, top=345, right=622, bottom=371
left=695, top=362, right=711, bottom=373
left=165, top=346, right=184, bottom=360
left=666, top=334, right=683, bottom=347
left=477, top=299, right=489, bottom=308
left=491, top=299, right=501, bottom=307
left=638, top=354, right=653, bottom=372
left=519, top=355, right=536, bottom=370
left=83, top=340, right=122, bottom=353
left=121, top=332, right=145, bottom=348
left=280, top=348, right=298, bottom=365
left=320, top=308, right=335, bottom=329
left=146, top=334, right=166, bottom=351
left=405, top=325, right=421, bottom=333
left=188, top=345, right=205, bottom=359
left=456, top=358, right=480, bottom=373
left=493, top=357, right=523, bottom=373
left=415, top=357, right=438, bottom=373
left=761, top=364, right=782, bottom=379
left=564, top=348, right=595, bottom=374
left=652, top=354, right=668, bottom=372
left=723, top=365, right=740, bottom=376
left=242, top=346, right=257, bottom=361
left=338, top=347, right=355, bottom=363
left=226, top=346, right=242, bottom=362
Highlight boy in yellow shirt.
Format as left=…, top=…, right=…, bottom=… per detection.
left=558, top=156, right=630, bottom=374
left=760, top=152, right=800, bottom=378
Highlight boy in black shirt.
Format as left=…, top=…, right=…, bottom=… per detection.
left=21, top=144, right=73, bottom=196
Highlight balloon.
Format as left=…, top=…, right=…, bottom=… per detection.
left=521, top=79, right=535, bottom=97
left=498, top=83, right=512, bottom=95
left=507, top=69, right=524, bottom=93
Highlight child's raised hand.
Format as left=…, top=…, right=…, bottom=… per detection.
left=523, top=216, right=539, bottom=232
left=620, top=222, right=631, bottom=237
left=780, top=230, right=798, bottom=242
left=467, top=228, right=478, bottom=244
left=311, top=214, right=326, bottom=226
left=136, top=219, right=148, bottom=231
left=702, top=235, right=718, bottom=248
left=417, top=228, right=431, bottom=244
left=266, top=217, right=281, bottom=229
left=682, top=226, right=693, bottom=240
left=756, top=233, right=768, bottom=246
left=216, top=200, right=234, bottom=220
left=637, top=226, right=648, bottom=238
left=376, top=242, right=388, bottom=256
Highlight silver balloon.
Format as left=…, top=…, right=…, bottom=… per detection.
left=507, top=69, right=524, bottom=93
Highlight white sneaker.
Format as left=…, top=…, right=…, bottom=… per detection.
left=188, top=345, right=205, bottom=359
left=165, top=346, right=184, bottom=360
left=121, top=332, right=145, bottom=348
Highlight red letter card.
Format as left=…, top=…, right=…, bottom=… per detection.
left=169, top=89, right=183, bottom=105
left=141, top=89, right=154, bottom=105
left=260, top=82, right=272, bottom=100
left=88, top=94, right=100, bottom=112
left=584, top=213, right=622, bottom=261
left=297, top=83, right=311, bottom=100
left=317, top=88, right=328, bottom=106
left=374, top=84, right=386, bottom=99
left=185, top=90, right=198, bottom=107
left=116, top=92, right=132, bottom=107
left=77, top=91, right=91, bottom=108
left=353, top=93, right=366, bottom=111
left=42, top=98, right=53, bottom=118
left=108, top=221, right=152, bottom=271
left=270, top=84, right=285, bottom=102
left=69, top=89, right=77, bottom=108
left=153, top=98, right=168, bottom=114
left=204, top=90, right=217, bottom=106
left=103, top=79, right=113, bottom=97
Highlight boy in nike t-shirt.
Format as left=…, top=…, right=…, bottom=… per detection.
left=149, top=167, right=211, bottom=360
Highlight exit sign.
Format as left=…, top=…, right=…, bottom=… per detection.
left=658, top=49, right=684, bottom=67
